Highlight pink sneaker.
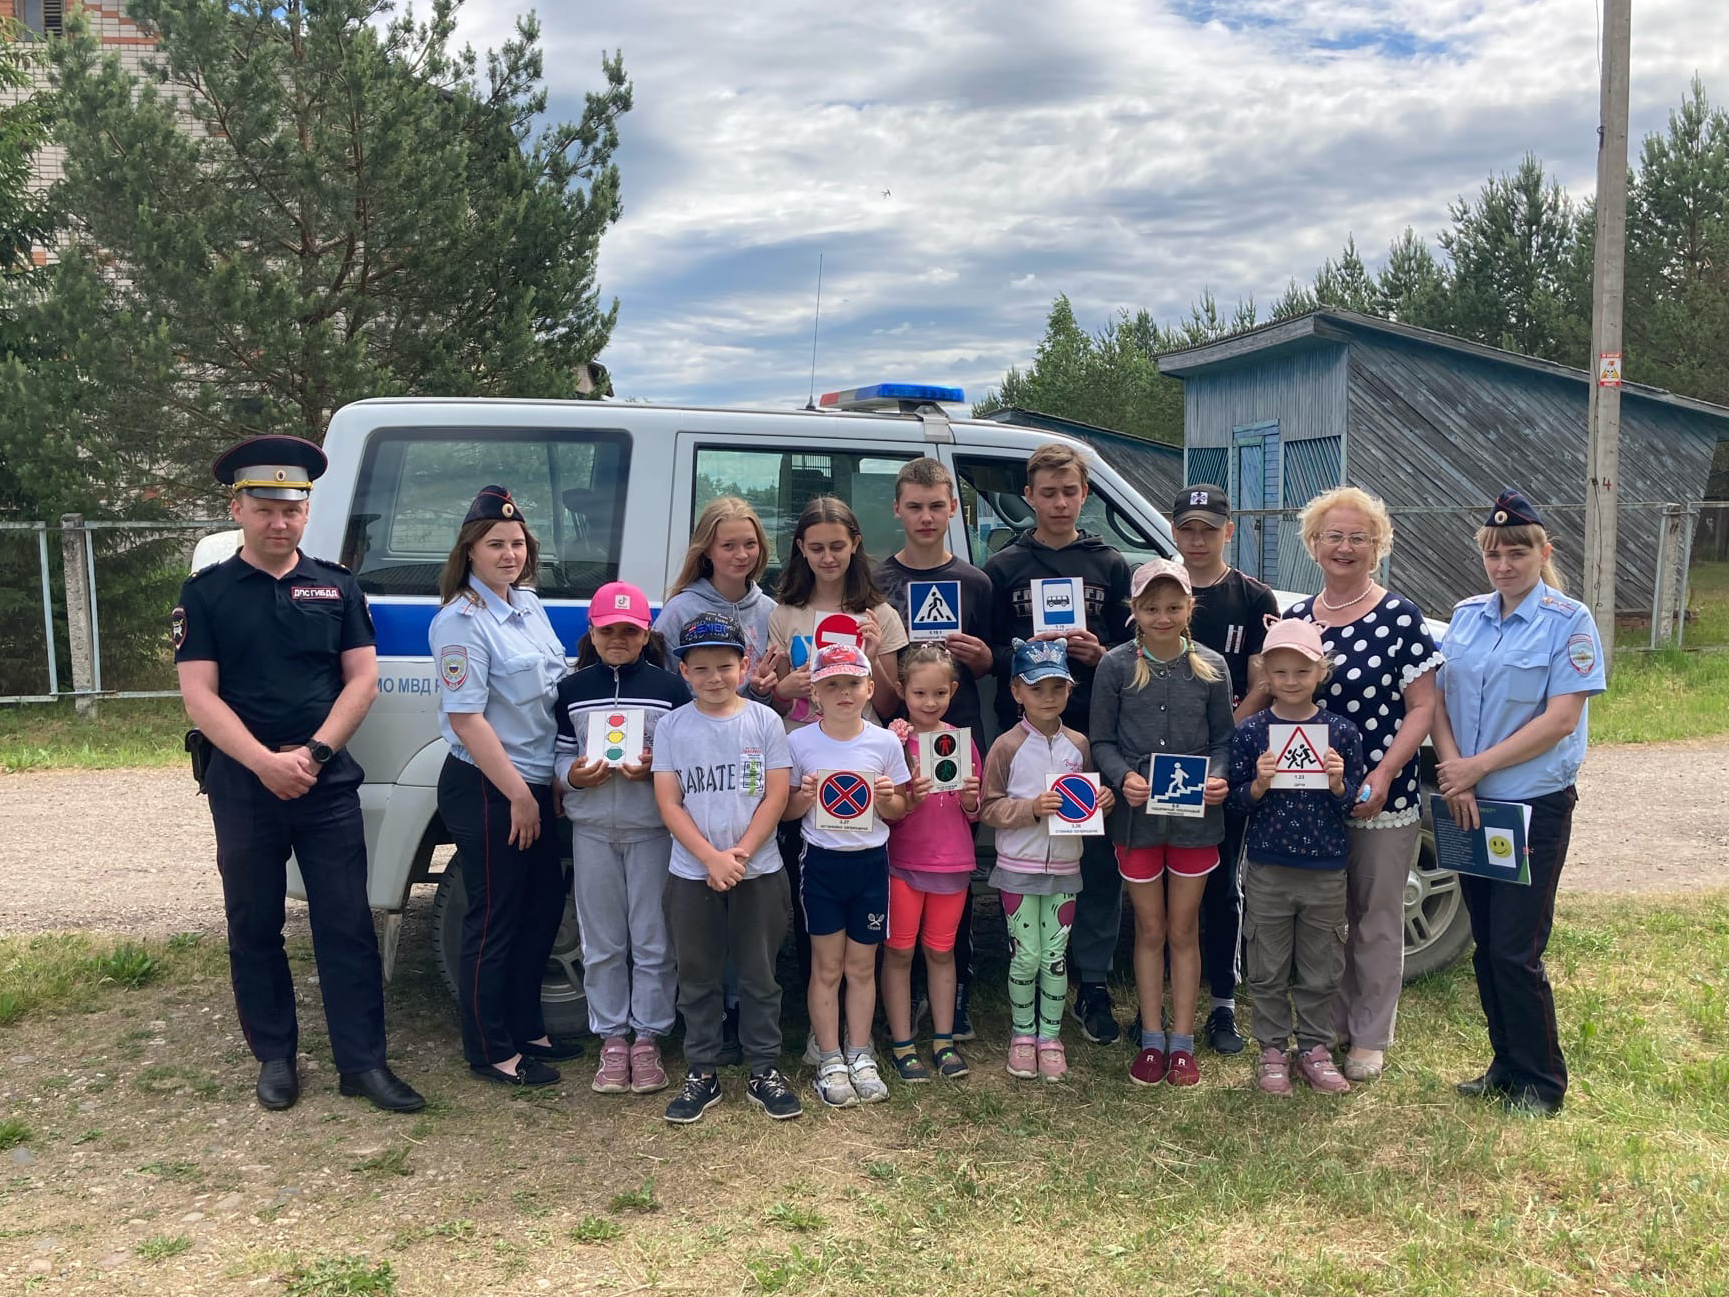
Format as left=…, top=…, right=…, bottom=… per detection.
left=592, top=1036, right=630, bottom=1094
left=1256, top=1047, right=1293, bottom=1096
left=1295, top=1044, right=1351, bottom=1094
left=1006, top=1035, right=1038, bottom=1079
left=629, top=1038, right=669, bottom=1094
left=1129, top=1047, right=1167, bottom=1087
left=1036, top=1040, right=1068, bottom=1083
left=1165, top=1049, right=1200, bottom=1087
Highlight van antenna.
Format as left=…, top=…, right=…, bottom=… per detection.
left=804, top=253, right=824, bottom=410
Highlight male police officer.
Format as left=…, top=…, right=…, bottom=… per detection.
left=173, top=435, right=424, bottom=1113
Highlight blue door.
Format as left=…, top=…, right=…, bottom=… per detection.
left=1231, top=422, right=1280, bottom=583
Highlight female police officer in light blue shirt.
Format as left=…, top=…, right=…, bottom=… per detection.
left=431, top=486, right=575, bottom=1087
left=1431, top=490, right=1606, bottom=1117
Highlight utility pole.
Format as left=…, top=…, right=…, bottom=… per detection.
left=1584, top=0, right=1631, bottom=676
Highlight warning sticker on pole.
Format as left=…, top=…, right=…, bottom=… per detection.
left=1597, top=353, right=1622, bottom=387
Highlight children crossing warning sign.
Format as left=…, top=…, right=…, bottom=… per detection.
left=1268, top=722, right=1330, bottom=790
left=907, top=580, right=962, bottom=641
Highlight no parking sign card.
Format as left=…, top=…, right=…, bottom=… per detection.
left=586, top=708, right=644, bottom=768
left=1047, top=772, right=1104, bottom=836
left=1145, top=753, right=1209, bottom=818
left=917, top=727, right=971, bottom=793
left=814, top=769, right=875, bottom=833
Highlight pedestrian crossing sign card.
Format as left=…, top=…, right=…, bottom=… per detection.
left=1047, top=772, right=1104, bottom=836
left=918, top=727, right=971, bottom=793
left=1145, top=753, right=1209, bottom=818
left=814, top=770, right=875, bottom=833
left=908, top=580, right=962, bottom=641
left=1268, top=722, right=1330, bottom=789
left=586, top=708, right=644, bottom=768
left=1031, top=577, right=1085, bottom=636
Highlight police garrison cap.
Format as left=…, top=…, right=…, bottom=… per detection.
left=212, top=435, right=327, bottom=500
left=1485, top=489, right=1544, bottom=529
left=463, top=485, right=521, bottom=525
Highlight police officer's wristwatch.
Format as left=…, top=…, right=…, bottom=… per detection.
left=305, top=739, right=336, bottom=765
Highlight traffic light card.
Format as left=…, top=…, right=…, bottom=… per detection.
left=1047, top=772, right=1104, bottom=836
left=586, top=708, right=644, bottom=768
left=1031, top=577, right=1085, bottom=636
left=1145, top=753, right=1209, bottom=818
left=1268, top=722, right=1330, bottom=790
left=813, top=770, right=875, bottom=833
left=918, top=727, right=971, bottom=793
left=907, top=580, right=962, bottom=641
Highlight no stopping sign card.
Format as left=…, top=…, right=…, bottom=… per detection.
left=585, top=708, right=644, bottom=767
left=1047, top=772, right=1104, bottom=836
left=918, top=727, right=971, bottom=793
left=814, top=769, right=875, bottom=833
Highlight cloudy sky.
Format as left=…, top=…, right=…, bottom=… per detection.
left=450, top=0, right=1729, bottom=410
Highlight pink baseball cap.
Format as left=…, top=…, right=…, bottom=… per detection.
left=810, top=643, right=871, bottom=681
left=1129, top=558, right=1193, bottom=603
left=1261, top=619, right=1328, bottom=662
left=588, top=581, right=651, bottom=630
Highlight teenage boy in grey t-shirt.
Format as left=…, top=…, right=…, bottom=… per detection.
left=652, top=614, right=800, bottom=1123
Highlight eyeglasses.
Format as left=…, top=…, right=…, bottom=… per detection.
left=1318, top=531, right=1375, bottom=549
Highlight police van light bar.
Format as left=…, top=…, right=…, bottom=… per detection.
left=818, top=383, right=965, bottom=412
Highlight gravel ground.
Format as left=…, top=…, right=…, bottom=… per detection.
left=2, top=740, right=1725, bottom=937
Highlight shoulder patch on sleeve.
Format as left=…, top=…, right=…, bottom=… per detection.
left=311, top=556, right=352, bottom=574
left=170, top=605, right=187, bottom=649
left=440, top=645, right=469, bottom=688
left=1565, top=632, right=1598, bottom=676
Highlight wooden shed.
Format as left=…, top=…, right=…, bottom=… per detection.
left=1156, top=308, right=1729, bottom=614
left=982, top=407, right=1184, bottom=517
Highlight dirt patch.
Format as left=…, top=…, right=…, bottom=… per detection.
left=2, top=741, right=1724, bottom=939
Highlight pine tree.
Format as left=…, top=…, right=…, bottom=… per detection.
left=1375, top=227, right=1446, bottom=324
left=1312, top=234, right=1378, bottom=313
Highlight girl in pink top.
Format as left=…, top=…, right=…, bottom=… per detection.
left=882, top=645, right=982, bottom=1081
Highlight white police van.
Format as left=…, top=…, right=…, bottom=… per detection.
left=284, top=386, right=1467, bottom=1034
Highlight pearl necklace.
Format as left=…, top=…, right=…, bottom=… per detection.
left=1316, top=580, right=1376, bottom=612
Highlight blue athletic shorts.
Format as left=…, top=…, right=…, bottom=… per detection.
left=798, top=843, right=890, bottom=945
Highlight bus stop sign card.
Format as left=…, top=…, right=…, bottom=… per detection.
left=1145, top=753, right=1209, bottom=818
left=1031, top=577, right=1085, bottom=636
left=586, top=708, right=644, bottom=768
left=814, top=770, right=875, bottom=833
left=908, top=580, right=962, bottom=641
left=1268, top=723, right=1330, bottom=789
left=918, top=727, right=971, bottom=793
left=1048, top=772, right=1104, bottom=836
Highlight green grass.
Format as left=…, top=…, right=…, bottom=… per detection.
left=569, top=1216, right=622, bottom=1243
left=0, top=1118, right=31, bottom=1151
left=134, top=1233, right=192, bottom=1262
left=283, top=1257, right=397, bottom=1296
left=1590, top=646, right=1729, bottom=743
left=0, top=697, right=187, bottom=771
left=0, top=932, right=224, bottom=1027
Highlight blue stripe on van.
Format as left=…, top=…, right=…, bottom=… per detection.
left=370, top=600, right=597, bottom=658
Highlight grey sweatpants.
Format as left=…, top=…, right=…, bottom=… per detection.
left=1068, top=834, right=1124, bottom=985
left=571, top=829, right=677, bottom=1039
left=1243, top=860, right=1347, bottom=1053
left=664, top=870, right=789, bottom=1072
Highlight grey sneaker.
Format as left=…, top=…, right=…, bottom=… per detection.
left=812, top=1059, right=858, bottom=1108
left=847, top=1052, right=889, bottom=1104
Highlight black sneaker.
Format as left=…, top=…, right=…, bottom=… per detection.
left=746, top=1068, right=804, bottom=1120
left=1072, top=984, right=1120, bottom=1045
left=663, top=1071, right=722, bottom=1124
left=717, top=1004, right=743, bottom=1067
left=1205, top=1006, right=1246, bottom=1055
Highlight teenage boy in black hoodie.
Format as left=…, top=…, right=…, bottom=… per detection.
left=984, top=442, right=1133, bottom=1045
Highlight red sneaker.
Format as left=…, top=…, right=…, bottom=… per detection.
left=1165, top=1049, right=1200, bottom=1087
left=1129, top=1046, right=1167, bottom=1087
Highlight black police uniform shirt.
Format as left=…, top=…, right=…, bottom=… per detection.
left=172, top=551, right=375, bottom=747
left=1188, top=568, right=1280, bottom=705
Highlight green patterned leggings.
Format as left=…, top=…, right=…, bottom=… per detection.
left=1002, top=890, right=1077, bottom=1039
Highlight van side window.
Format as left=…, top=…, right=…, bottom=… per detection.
left=953, top=454, right=1167, bottom=567
left=691, top=445, right=914, bottom=591
left=345, top=429, right=632, bottom=599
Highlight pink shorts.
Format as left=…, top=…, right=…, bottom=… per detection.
left=1116, top=843, right=1219, bottom=883
left=885, top=875, right=969, bottom=952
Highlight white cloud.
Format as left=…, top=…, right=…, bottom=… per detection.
left=450, top=0, right=1729, bottom=409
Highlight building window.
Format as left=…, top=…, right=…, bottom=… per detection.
left=19, top=1, right=65, bottom=37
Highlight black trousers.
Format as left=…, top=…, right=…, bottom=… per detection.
left=1201, top=810, right=1248, bottom=1001
left=1459, top=785, right=1576, bottom=1105
left=205, top=748, right=385, bottom=1073
left=437, top=756, right=563, bottom=1068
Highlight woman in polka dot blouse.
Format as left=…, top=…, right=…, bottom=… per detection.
left=1279, top=487, right=1441, bottom=1081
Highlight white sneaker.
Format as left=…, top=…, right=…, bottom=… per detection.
left=847, top=1052, right=889, bottom=1104
left=802, top=1034, right=823, bottom=1066
left=812, top=1059, right=858, bottom=1108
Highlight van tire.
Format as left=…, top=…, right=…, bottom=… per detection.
left=1402, top=815, right=1473, bottom=982
left=431, top=852, right=589, bottom=1039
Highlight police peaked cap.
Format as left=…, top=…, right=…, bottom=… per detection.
left=1485, top=488, right=1544, bottom=529
left=464, top=485, right=522, bottom=525
left=212, top=435, right=327, bottom=500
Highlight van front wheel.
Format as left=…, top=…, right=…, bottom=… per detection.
left=431, top=853, right=589, bottom=1039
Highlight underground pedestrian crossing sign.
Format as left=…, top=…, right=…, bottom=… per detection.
left=907, top=580, right=962, bottom=641
left=585, top=708, right=643, bottom=768
left=1145, top=753, right=1208, bottom=819
left=1047, top=772, right=1104, bottom=836
left=814, top=770, right=874, bottom=833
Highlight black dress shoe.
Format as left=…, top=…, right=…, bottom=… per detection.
left=339, top=1065, right=426, bottom=1112
left=256, top=1057, right=299, bottom=1111
left=521, top=1039, right=585, bottom=1062
left=1205, top=1006, right=1246, bottom=1055
left=469, top=1057, right=560, bottom=1088
left=1501, top=1086, right=1563, bottom=1118
left=1455, top=1070, right=1510, bottom=1098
